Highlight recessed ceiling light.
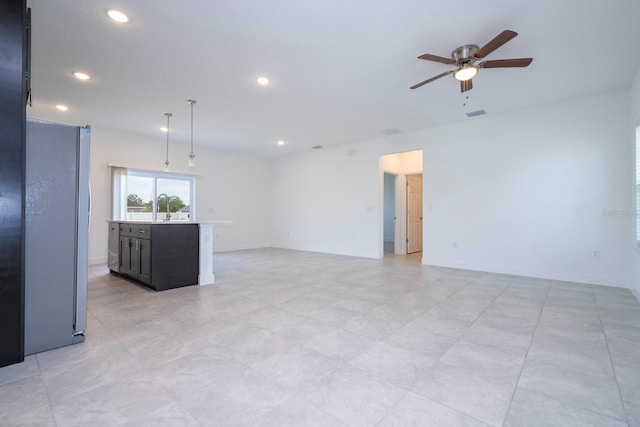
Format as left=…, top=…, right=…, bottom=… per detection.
left=380, top=128, right=402, bottom=136
left=160, top=127, right=168, bottom=132
left=256, top=76, right=269, bottom=86
left=55, top=104, right=69, bottom=111
left=72, top=71, right=90, bottom=81
left=277, top=140, right=285, bottom=146
left=107, top=9, right=128, bottom=23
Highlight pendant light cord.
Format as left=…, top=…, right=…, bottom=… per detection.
left=188, top=100, right=196, bottom=160
left=164, top=113, right=172, bottom=168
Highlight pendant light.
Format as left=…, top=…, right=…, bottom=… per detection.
left=187, top=99, right=196, bottom=167
left=163, top=112, right=172, bottom=172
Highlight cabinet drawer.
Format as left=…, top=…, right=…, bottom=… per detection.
left=119, top=223, right=139, bottom=237
left=138, top=224, right=151, bottom=239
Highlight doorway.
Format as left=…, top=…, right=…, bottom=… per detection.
left=379, top=150, right=423, bottom=258
left=383, top=173, right=396, bottom=254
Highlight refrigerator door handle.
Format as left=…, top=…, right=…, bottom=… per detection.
left=88, top=183, right=91, bottom=229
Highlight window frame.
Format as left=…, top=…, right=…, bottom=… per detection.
left=122, top=169, right=196, bottom=222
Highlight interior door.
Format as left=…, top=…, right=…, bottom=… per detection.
left=406, top=174, right=423, bottom=254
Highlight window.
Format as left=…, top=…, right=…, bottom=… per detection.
left=112, top=167, right=195, bottom=222
left=637, top=122, right=640, bottom=245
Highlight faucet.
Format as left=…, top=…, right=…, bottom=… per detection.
left=157, top=193, right=171, bottom=221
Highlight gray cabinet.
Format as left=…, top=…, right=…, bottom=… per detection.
left=138, top=224, right=151, bottom=283
left=108, top=222, right=119, bottom=272
left=117, top=223, right=151, bottom=285
left=109, top=222, right=199, bottom=291
left=118, top=223, right=137, bottom=278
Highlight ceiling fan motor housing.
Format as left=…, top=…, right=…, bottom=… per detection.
left=452, top=44, right=479, bottom=64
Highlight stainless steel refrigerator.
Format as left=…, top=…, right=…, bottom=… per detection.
left=24, top=119, right=90, bottom=355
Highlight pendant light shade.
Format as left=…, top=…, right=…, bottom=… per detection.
left=187, top=99, right=196, bottom=167
left=163, top=112, right=172, bottom=172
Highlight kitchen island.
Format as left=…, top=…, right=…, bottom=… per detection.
left=108, top=221, right=214, bottom=291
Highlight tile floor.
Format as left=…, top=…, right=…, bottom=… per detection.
left=1, top=248, right=639, bottom=426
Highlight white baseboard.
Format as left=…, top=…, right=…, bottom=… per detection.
left=270, top=243, right=377, bottom=259
left=89, top=256, right=108, bottom=266
left=421, top=256, right=627, bottom=288
left=213, top=242, right=271, bottom=253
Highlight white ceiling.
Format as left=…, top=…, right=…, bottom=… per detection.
left=27, top=0, right=640, bottom=159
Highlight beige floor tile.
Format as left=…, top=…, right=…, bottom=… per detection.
left=0, top=248, right=638, bottom=426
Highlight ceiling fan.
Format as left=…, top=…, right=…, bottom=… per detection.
left=410, top=30, right=533, bottom=92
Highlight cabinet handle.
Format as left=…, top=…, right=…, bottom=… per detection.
left=136, top=240, right=139, bottom=251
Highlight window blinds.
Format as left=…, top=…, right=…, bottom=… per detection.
left=111, top=166, right=128, bottom=221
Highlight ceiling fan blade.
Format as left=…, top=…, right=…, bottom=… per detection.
left=410, top=70, right=454, bottom=90
left=460, top=79, right=473, bottom=93
left=475, top=30, right=518, bottom=58
left=479, top=58, right=533, bottom=68
left=418, top=53, right=456, bottom=65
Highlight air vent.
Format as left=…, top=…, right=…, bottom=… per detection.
left=311, top=145, right=323, bottom=150
left=466, top=109, right=486, bottom=117
left=381, top=128, right=403, bottom=136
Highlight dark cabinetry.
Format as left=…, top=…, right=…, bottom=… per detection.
left=138, top=225, right=152, bottom=283
left=108, top=222, right=119, bottom=272
left=0, top=0, right=27, bottom=368
left=109, top=222, right=199, bottom=291
left=118, top=224, right=152, bottom=284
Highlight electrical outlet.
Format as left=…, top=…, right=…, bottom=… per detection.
left=593, top=250, right=600, bottom=259
left=453, top=242, right=458, bottom=249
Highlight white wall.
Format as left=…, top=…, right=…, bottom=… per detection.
left=271, top=90, right=632, bottom=287
left=271, top=146, right=386, bottom=258
left=422, top=91, right=631, bottom=287
left=88, top=127, right=272, bottom=264
left=629, top=66, right=640, bottom=298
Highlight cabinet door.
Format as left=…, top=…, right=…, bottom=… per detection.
left=130, top=238, right=141, bottom=277
left=108, top=223, right=119, bottom=272
left=138, top=238, right=151, bottom=283
left=119, top=236, right=132, bottom=274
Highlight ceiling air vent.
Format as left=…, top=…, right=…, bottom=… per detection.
left=311, top=145, right=323, bottom=150
left=465, top=109, right=486, bottom=117
left=381, top=128, right=403, bottom=136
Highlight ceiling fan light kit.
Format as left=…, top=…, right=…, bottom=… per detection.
left=411, top=29, right=533, bottom=93
left=454, top=63, right=477, bottom=81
